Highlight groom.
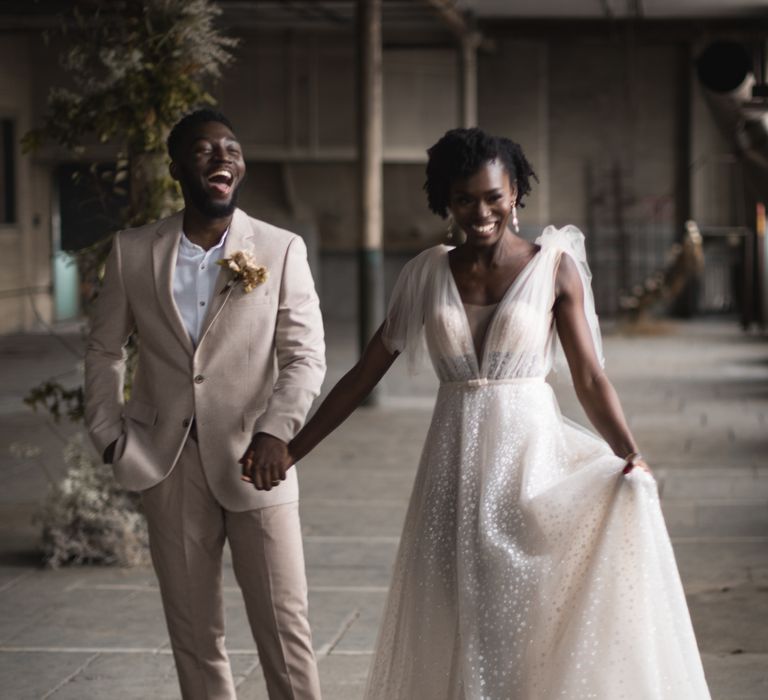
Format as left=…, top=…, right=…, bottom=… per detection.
left=84, top=109, right=325, bottom=699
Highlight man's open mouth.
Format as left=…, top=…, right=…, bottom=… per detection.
left=207, top=169, right=234, bottom=195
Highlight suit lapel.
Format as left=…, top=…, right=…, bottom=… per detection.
left=197, top=209, right=255, bottom=347
left=151, top=212, right=195, bottom=355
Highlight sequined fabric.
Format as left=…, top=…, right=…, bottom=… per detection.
left=370, top=227, right=711, bottom=699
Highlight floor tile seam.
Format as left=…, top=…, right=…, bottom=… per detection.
left=315, top=608, right=360, bottom=658
left=0, top=645, right=260, bottom=655
left=660, top=497, right=768, bottom=505
left=308, top=586, right=388, bottom=593
left=41, top=650, right=100, bottom=699
left=699, top=651, right=768, bottom=657
left=10, top=533, right=763, bottom=549
left=302, top=536, right=399, bottom=543
left=0, top=569, right=33, bottom=595
left=654, top=463, right=761, bottom=468
left=64, top=580, right=156, bottom=593
left=57, top=583, right=390, bottom=593
left=233, top=656, right=261, bottom=689
left=670, top=535, right=768, bottom=543
left=656, top=468, right=767, bottom=475
left=299, top=498, right=408, bottom=505
left=684, top=582, right=758, bottom=595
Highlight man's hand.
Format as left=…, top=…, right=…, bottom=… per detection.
left=239, top=433, right=293, bottom=491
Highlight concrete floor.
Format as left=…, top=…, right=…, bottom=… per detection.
left=0, top=319, right=766, bottom=699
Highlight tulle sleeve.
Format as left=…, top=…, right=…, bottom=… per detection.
left=535, top=224, right=605, bottom=369
left=381, top=246, right=439, bottom=373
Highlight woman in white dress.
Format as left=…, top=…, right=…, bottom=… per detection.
left=244, top=128, right=711, bottom=699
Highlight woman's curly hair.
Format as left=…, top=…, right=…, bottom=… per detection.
left=424, top=127, right=537, bottom=218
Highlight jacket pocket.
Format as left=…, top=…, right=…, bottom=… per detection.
left=235, top=289, right=271, bottom=306
left=124, top=399, right=158, bottom=426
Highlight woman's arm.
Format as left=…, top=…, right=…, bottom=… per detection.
left=242, top=324, right=399, bottom=489
left=553, top=253, right=648, bottom=473
left=289, top=325, right=398, bottom=462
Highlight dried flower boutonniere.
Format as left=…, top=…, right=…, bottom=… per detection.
left=218, top=251, right=268, bottom=293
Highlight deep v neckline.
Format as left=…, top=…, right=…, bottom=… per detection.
left=445, top=245, right=543, bottom=375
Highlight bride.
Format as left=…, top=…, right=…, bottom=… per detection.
left=243, top=127, right=711, bottom=699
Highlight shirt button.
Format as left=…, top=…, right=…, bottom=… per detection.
left=182, top=418, right=191, bottom=428
left=200, top=264, right=206, bottom=270
left=194, top=375, right=204, bottom=384
left=199, top=301, right=205, bottom=306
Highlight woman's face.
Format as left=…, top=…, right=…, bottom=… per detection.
left=447, top=159, right=517, bottom=247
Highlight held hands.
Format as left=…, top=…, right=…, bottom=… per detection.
left=239, top=433, right=294, bottom=491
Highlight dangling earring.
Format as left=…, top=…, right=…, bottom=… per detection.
left=446, top=215, right=456, bottom=241
left=511, top=204, right=519, bottom=234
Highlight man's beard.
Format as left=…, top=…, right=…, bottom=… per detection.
left=185, top=179, right=242, bottom=218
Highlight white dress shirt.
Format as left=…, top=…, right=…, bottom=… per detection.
left=172, top=229, right=229, bottom=346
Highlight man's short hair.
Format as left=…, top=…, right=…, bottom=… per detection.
left=167, top=109, right=235, bottom=160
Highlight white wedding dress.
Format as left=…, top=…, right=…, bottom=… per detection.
left=367, top=226, right=711, bottom=699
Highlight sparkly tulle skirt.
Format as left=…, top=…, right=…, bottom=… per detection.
left=364, top=379, right=710, bottom=699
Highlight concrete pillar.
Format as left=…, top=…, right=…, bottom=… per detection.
left=356, top=0, right=385, bottom=403
left=459, top=35, right=478, bottom=128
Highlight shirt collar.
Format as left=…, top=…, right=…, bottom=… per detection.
left=180, top=227, right=230, bottom=255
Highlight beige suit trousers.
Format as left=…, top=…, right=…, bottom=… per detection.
left=141, top=437, right=321, bottom=700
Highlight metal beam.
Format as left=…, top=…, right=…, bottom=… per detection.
left=423, top=0, right=490, bottom=50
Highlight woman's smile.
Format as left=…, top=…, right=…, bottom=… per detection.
left=469, top=221, right=498, bottom=236
left=448, top=160, right=516, bottom=246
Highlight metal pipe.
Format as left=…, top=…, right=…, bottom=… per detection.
left=696, top=41, right=768, bottom=164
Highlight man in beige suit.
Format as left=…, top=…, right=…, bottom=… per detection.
left=85, top=109, right=325, bottom=700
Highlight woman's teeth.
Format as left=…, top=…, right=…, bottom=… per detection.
left=473, top=222, right=496, bottom=234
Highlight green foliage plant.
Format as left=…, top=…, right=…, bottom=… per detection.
left=24, top=0, right=238, bottom=228
left=22, top=0, right=238, bottom=567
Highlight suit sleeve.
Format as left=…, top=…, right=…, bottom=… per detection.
left=84, top=232, right=135, bottom=454
left=253, top=235, right=326, bottom=443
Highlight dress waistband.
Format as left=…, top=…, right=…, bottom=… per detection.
left=441, top=376, right=546, bottom=388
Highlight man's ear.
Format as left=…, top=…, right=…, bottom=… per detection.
left=169, top=160, right=179, bottom=181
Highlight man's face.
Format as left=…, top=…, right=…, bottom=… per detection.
left=171, top=120, right=246, bottom=219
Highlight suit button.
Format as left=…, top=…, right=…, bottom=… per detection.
left=194, top=375, right=204, bottom=384
left=182, top=418, right=191, bottom=428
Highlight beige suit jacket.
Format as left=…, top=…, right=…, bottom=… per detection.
left=84, top=209, right=326, bottom=511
